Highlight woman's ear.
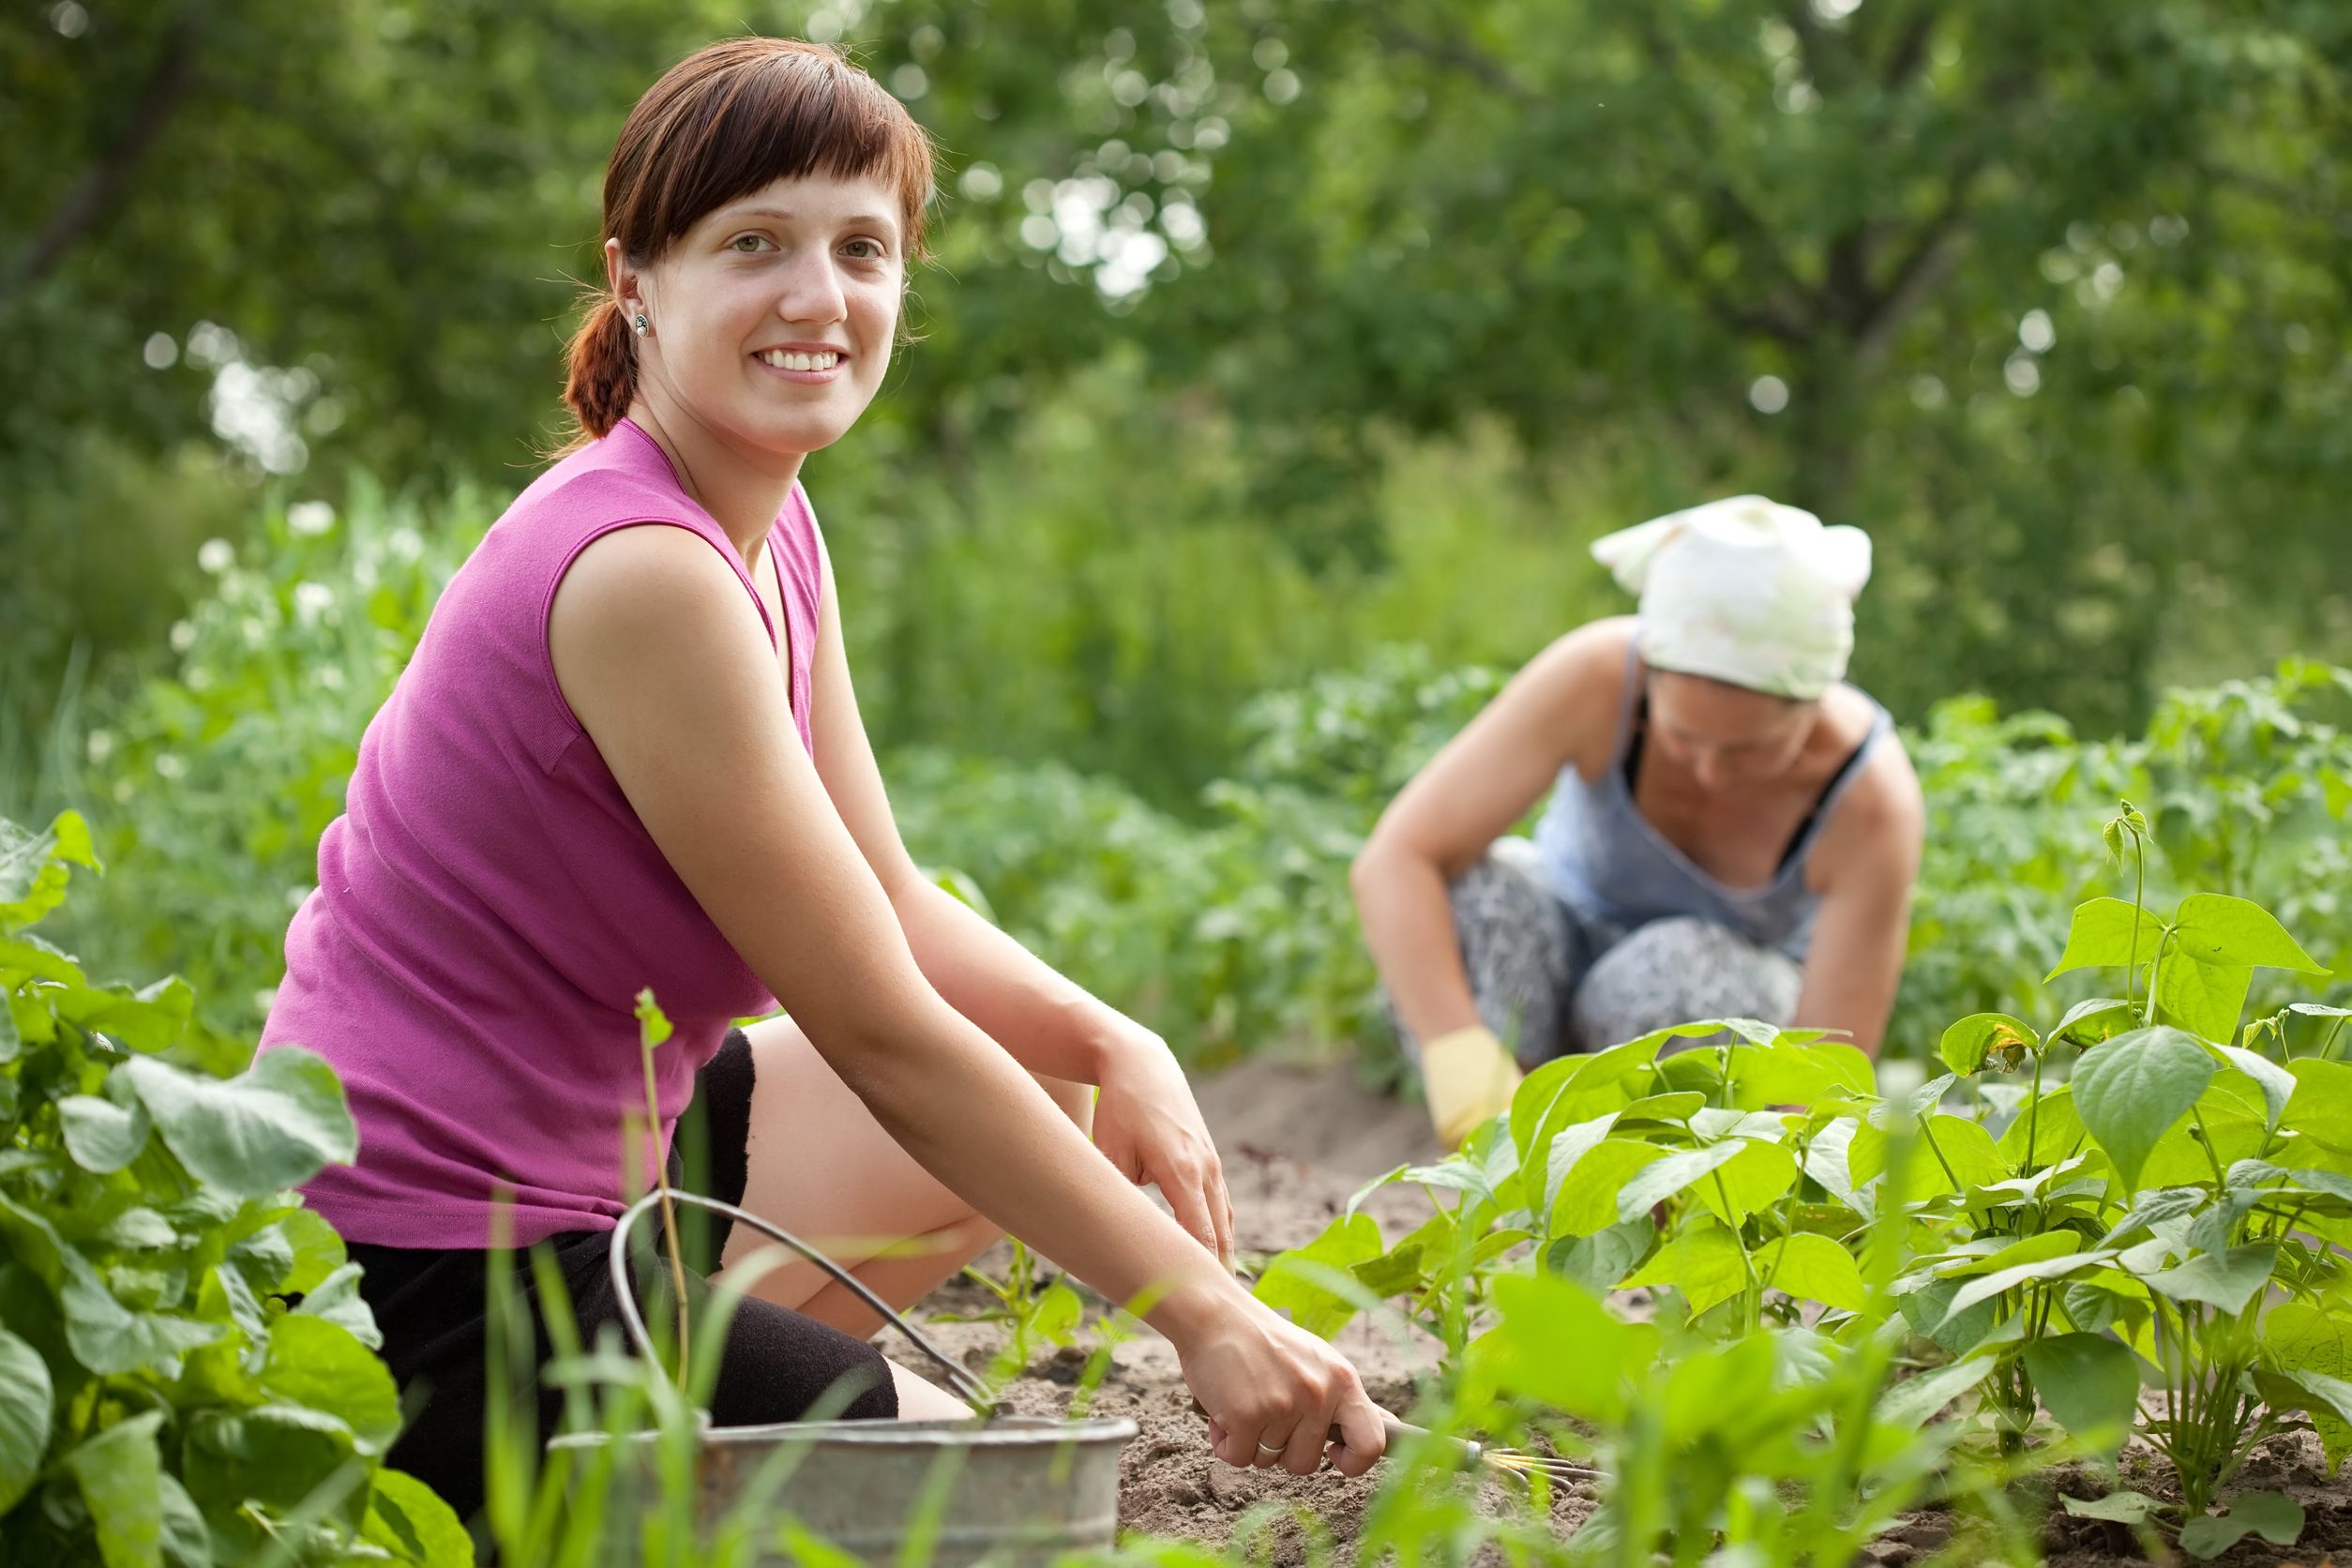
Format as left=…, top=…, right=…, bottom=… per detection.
left=604, top=237, right=643, bottom=322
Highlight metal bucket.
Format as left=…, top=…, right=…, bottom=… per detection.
left=547, top=1189, right=1138, bottom=1566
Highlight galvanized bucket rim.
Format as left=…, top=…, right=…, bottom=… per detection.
left=548, top=1414, right=1138, bottom=1454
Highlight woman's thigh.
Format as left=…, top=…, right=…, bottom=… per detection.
left=711, top=1014, right=1088, bottom=1338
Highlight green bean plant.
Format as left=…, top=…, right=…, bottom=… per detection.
left=1889, top=804, right=2348, bottom=1557
left=1254, top=1021, right=1889, bottom=1359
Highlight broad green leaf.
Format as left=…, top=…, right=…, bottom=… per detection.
left=181, top=1405, right=362, bottom=1530
left=1626, top=1221, right=1749, bottom=1315
left=2178, top=1491, right=2304, bottom=1559
left=2138, top=1093, right=2266, bottom=1189
left=156, top=1472, right=210, bottom=1568
left=1693, top=1140, right=1799, bottom=1228
left=2173, top=895, right=2328, bottom=974
left=261, top=1315, right=400, bottom=1455
left=1875, top=1353, right=1996, bottom=1427
left=292, top=1262, right=383, bottom=1349
left=2023, top=1333, right=2141, bottom=1455
left=363, top=1468, right=475, bottom=1566
left=1614, top=1141, right=1744, bottom=1224
left=1540, top=1112, right=1621, bottom=1216
left=2103, top=1187, right=2204, bottom=1245
left=1919, top=1114, right=2009, bottom=1196
left=2051, top=997, right=2139, bottom=1050
left=60, top=976, right=196, bottom=1053
left=1902, top=1279, right=1997, bottom=1357
left=0, top=1327, right=53, bottom=1515
left=1725, top=1040, right=1873, bottom=1108
left=2155, top=957, right=2252, bottom=1043
left=122, top=1048, right=356, bottom=1200
left=2073, top=1028, right=2216, bottom=1189
left=277, top=1207, right=347, bottom=1296
left=1998, top=1085, right=2085, bottom=1169
left=2284, top=1059, right=2352, bottom=1153
left=2264, top=1364, right=2352, bottom=1477
left=2046, top=897, right=2168, bottom=981
left=2265, top=1303, right=2352, bottom=1469
left=66, top=1410, right=164, bottom=1568
left=1467, top=1273, right=1651, bottom=1423
left=1549, top=1139, right=1666, bottom=1238
left=2215, top=1045, right=2295, bottom=1133
left=1509, top=1034, right=1664, bottom=1163
left=2142, top=1245, right=2276, bottom=1315
left=0, top=810, right=100, bottom=930
left=2063, top=1490, right=2165, bottom=1524
left=1941, top=1013, right=2038, bottom=1076
left=1253, top=1213, right=1384, bottom=1338
left=1938, top=1229, right=2083, bottom=1278
left=59, top=1093, right=152, bottom=1174
left=1943, top=1249, right=2115, bottom=1323
left=1755, top=1233, right=1865, bottom=1311
left=1545, top=1216, right=1652, bottom=1293
left=1612, top=1091, right=1705, bottom=1124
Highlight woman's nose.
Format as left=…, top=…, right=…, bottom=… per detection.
left=776, top=252, right=847, bottom=324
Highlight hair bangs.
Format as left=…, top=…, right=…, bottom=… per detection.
left=634, top=41, right=935, bottom=262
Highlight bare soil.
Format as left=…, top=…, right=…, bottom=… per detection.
left=912, top=1058, right=2352, bottom=1566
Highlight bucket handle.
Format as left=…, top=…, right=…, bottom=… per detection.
left=608, top=1188, right=997, bottom=1410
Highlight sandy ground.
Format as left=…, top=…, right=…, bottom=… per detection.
left=908, top=1058, right=2352, bottom=1566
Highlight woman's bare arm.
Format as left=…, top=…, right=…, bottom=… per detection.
left=803, top=543, right=1233, bottom=1262
left=1790, top=746, right=1926, bottom=1056
left=1349, top=621, right=1627, bottom=1046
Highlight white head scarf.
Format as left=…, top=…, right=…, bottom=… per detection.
left=1590, top=495, right=1872, bottom=701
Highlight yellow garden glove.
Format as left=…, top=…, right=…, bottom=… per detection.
left=1419, top=1025, right=1524, bottom=1150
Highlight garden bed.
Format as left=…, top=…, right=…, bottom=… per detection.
left=918, top=1058, right=2352, bottom=1568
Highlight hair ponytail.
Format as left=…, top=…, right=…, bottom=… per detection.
left=562, top=295, right=639, bottom=445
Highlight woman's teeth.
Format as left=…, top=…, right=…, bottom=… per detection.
left=759, top=349, right=839, bottom=371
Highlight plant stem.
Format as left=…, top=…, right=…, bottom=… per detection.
left=639, top=1039, right=691, bottom=1387
left=2025, top=1053, right=2045, bottom=1172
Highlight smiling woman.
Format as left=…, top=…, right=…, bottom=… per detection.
left=255, top=35, right=1386, bottom=1527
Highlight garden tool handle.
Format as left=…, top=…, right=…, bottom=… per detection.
left=608, top=1188, right=997, bottom=1410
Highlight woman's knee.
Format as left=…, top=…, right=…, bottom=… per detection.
left=1570, top=917, right=1801, bottom=1052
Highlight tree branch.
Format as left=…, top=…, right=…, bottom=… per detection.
left=1629, top=8, right=1822, bottom=332
left=1876, top=2, right=1942, bottom=92
left=12, top=20, right=197, bottom=294
left=1370, top=18, right=1537, bottom=106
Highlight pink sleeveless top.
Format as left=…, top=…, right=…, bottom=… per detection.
left=261, top=418, right=823, bottom=1247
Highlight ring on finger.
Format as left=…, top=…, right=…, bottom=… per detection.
left=1255, top=1439, right=1287, bottom=1461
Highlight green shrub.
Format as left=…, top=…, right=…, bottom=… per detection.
left=0, top=810, right=469, bottom=1564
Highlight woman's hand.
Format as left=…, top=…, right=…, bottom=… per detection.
left=1091, top=1025, right=1235, bottom=1267
left=1178, top=1293, right=1388, bottom=1477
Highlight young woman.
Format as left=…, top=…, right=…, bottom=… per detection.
left=259, top=38, right=1383, bottom=1517
left=1350, top=497, right=1926, bottom=1146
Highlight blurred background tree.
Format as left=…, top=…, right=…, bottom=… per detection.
left=6, top=0, right=2348, bottom=802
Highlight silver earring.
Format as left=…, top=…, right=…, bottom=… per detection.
left=632, top=312, right=649, bottom=337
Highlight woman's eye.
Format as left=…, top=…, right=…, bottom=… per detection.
left=841, top=238, right=886, bottom=260
left=731, top=234, right=773, bottom=253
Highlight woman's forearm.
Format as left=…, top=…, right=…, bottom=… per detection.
left=889, top=879, right=1125, bottom=1083
left=824, top=983, right=1235, bottom=1325
left=1349, top=842, right=1482, bottom=1048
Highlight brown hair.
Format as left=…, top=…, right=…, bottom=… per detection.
left=562, top=38, right=936, bottom=443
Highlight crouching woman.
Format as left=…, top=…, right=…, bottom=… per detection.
left=1351, top=497, right=1925, bottom=1146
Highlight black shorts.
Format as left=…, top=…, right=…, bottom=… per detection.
left=345, top=1028, right=897, bottom=1522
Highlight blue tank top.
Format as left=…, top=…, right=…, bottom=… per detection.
left=1530, top=646, right=1892, bottom=961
